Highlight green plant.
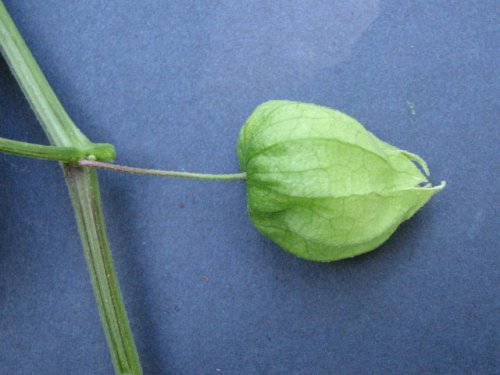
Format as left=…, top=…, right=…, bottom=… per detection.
left=0, top=2, right=443, bottom=373
left=238, top=100, right=444, bottom=261
left=0, top=2, right=141, bottom=374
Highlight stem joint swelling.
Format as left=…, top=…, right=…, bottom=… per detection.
left=0, top=136, right=115, bottom=163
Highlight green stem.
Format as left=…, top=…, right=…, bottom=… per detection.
left=79, top=160, right=247, bottom=181
left=0, top=136, right=115, bottom=162
left=0, top=2, right=142, bottom=374
left=0, top=135, right=244, bottom=180
left=64, top=165, right=142, bottom=375
left=0, top=1, right=88, bottom=147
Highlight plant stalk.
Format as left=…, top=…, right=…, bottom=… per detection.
left=79, top=159, right=247, bottom=180
left=0, top=136, right=115, bottom=162
left=0, top=2, right=142, bottom=374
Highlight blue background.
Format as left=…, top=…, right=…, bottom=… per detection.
left=0, top=1, right=498, bottom=374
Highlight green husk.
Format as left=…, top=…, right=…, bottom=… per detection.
left=238, top=100, right=444, bottom=262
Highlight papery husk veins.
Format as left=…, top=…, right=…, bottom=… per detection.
left=238, top=100, right=444, bottom=262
